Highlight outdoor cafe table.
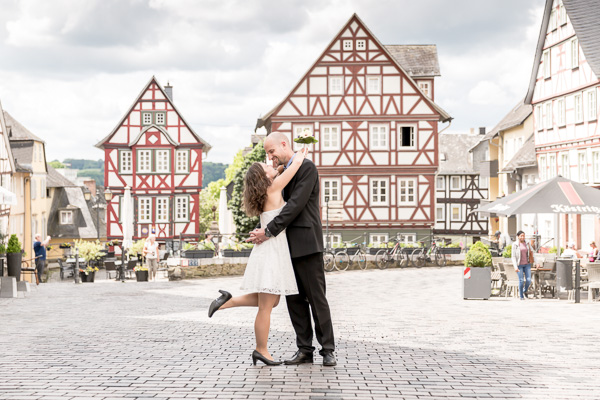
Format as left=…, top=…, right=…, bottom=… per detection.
left=532, top=266, right=554, bottom=299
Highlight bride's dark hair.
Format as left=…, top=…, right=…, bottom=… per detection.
left=243, top=163, right=272, bottom=217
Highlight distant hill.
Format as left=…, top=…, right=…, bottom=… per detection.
left=203, top=162, right=227, bottom=188
left=64, top=158, right=104, bottom=170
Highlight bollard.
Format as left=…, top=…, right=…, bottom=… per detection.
left=74, top=247, right=80, bottom=284
left=575, top=259, right=581, bottom=304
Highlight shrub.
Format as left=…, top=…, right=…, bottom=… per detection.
left=502, top=244, right=512, bottom=258
left=464, top=241, right=492, bottom=268
left=7, top=234, right=22, bottom=254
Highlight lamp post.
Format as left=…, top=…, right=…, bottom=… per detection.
left=84, top=188, right=113, bottom=241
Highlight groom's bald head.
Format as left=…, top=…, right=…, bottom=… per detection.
left=264, top=131, right=294, bottom=166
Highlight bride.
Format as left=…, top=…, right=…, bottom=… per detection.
left=207, top=146, right=308, bottom=365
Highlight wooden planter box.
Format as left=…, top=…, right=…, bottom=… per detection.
left=222, top=249, right=252, bottom=257
left=334, top=247, right=361, bottom=255
left=439, top=247, right=462, bottom=255
left=463, top=266, right=491, bottom=300
left=182, top=250, right=215, bottom=259
left=368, top=248, right=383, bottom=255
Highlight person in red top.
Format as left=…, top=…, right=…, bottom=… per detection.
left=510, top=231, right=534, bottom=300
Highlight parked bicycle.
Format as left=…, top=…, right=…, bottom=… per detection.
left=410, top=239, right=446, bottom=268
left=333, top=240, right=367, bottom=271
left=375, top=239, right=409, bottom=269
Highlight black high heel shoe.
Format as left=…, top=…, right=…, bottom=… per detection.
left=252, top=350, right=283, bottom=366
left=208, top=290, right=232, bottom=318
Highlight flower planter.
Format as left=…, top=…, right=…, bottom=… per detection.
left=439, top=247, right=462, bottom=255
left=463, top=266, right=491, bottom=300
left=59, top=245, right=71, bottom=249
left=368, top=248, right=383, bottom=255
left=222, top=249, right=252, bottom=257
left=338, top=247, right=360, bottom=255
left=6, top=252, right=22, bottom=282
left=135, top=270, right=149, bottom=282
left=182, top=250, right=215, bottom=259
left=79, top=271, right=95, bottom=283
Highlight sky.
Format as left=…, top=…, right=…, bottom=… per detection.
left=0, top=0, right=546, bottom=165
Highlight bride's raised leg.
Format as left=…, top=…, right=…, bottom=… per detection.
left=254, top=293, right=280, bottom=360
left=220, top=292, right=259, bottom=310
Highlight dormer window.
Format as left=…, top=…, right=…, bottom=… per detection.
left=60, top=210, right=73, bottom=225
left=356, top=40, right=366, bottom=50
left=343, top=40, right=353, bottom=51
left=155, top=112, right=165, bottom=125
left=142, top=112, right=152, bottom=125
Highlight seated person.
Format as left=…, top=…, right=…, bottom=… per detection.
left=588, top=241, right=598, bottom=262
left=561, top=242, right=581, bottom=259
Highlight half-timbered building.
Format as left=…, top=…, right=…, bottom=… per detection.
left=435, top=133, right=488, bottom=241
left=0, top=100, right=16, bottom=235
left=96, top=77, right=211, bottom=243
left=526, top=0, right=600, bottom=248
left=256, top=14, right=451, bottom=245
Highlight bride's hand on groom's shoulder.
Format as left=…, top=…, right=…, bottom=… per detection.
left=294, top=147, right=308, bottom=164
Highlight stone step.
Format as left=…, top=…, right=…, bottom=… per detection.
left=0, top=276, right=17, bottom=298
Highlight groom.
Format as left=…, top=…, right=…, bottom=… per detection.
left=249, top=131, right=336, bottom=367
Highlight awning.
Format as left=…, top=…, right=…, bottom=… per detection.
left=0, top=186, right=17, bottom=206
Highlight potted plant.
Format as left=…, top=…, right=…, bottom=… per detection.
left=79, top=265, right=99, bottom=282
left=501, top=244, right=512, bottom=263
left=182, top=242, right=200, bottom=258
left=463, top=241, right=492, bottom=300
left=222, top=241, right=254, bottom=257
left=196, top=240, right=216, bottom=258
left=6, top=234, right=23, bottom=281
left=128, top=239, right=146, bottom=262
left=439, top=243, right=462, bottom=255
left=134, top=265, right=149, bottom=282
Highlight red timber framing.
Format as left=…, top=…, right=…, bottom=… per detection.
left=96, top=76, right=211, bottom=242
left=434, top=175, right=488, bottom=235
left=257, top=14, right=451, bottom=233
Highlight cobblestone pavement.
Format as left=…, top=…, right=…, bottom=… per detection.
left=1, top=267, right=599, bottom=400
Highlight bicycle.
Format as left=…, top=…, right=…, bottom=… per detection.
left=375, top=240, right=409, bottom=269
left=410, top=240, right=446, bottom=268
left=333, top=241, right=367, bottom=271
left=323, top=250, right=336, bottom=272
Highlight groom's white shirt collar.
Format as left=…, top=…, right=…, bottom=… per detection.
left=285, top=153, right=296, bottom=170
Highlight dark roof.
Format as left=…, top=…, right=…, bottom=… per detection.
left=14, top=160, right=31, bottom=173
left=3, top=111, right=44, bottom=142
left=526, top=0, right=600, bottom=103
left=10, top=141, right=33, bottom=166
left=438, top=133, right=482, bottom=175
left=384, top=45, right=441, bottom=77
left=481, top=100, right=532, bottom=142
left=46, top=165, right=77, bottom=188
left=501, top=134, right=537, bottom=173
left=563, top=0, right=600, bottom=76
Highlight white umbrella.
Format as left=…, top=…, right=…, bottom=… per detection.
left=121, top=186, right=134, bottom=251
left=0, top=186, right=17, bottom=206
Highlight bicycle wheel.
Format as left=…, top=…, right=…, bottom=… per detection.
left=323, top=252, right=336, bottom=272
left=334, top=251, right=350, bottom=271
left=356, top=250, right=367, bottom=270
left=375, top=249, right=392, bottom=269
left=411, top=248, right=426, bottom=268
left=396, top=249, right=409, bottom=268
left=434, top=249, right=446, bottom=267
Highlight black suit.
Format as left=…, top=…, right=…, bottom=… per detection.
left=266, top=158, right=335, bottom=355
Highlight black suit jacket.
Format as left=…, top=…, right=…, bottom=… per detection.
left=266, top=159, right=323, bottom=258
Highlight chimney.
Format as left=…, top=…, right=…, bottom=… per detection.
left=165, top=82, right=173, bottom=101
left=83, top=179, right=97, bottom=198
left=479, top=127, right=486, bottom=135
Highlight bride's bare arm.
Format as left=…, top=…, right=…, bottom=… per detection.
left=268, top=148, right=308, bottom=194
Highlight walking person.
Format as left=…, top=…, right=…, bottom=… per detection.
left=511, top=231, right=535, bottom=300
left=143, top=234, right=159, bottom=282
left=248, top=132, right=336, bottom=367
left=33, top=234, right=51, bottom=283
left=207, top=144, right=308, bottom=366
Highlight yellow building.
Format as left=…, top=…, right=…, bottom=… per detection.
left=0, top=101, right=16, bottom=237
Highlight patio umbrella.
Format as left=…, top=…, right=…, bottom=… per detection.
left=121, top=186, right=134, bottom=251
left=0, top=186, right=17, bottom=205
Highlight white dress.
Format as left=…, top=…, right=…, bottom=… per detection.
left=240, top=205, right=299, bottom=295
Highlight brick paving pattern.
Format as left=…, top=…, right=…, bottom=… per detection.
left=1, top=267, right=599, bottom=399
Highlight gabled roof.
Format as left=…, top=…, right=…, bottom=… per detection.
left=257, top=14, right=451, bottom=130
left=0, top=100, right=16, bottom=173
left=526, top=0, right=600, bottom=104
left=384, top=45, right=441, bottom=77
left=47, top=164, right=77, bottom=188
left=3, top=111, right=44, bottom=142
left=95, top=76, right=211, bottom=152
left=128, top=125, right=180, bottom=147
left=500, top=134, right=537, bottom=173
left=481, top=100, right=532, bottom=142
left=10, top=142, right=34, bottom=167
left=438, top=133, right=481, bottom=175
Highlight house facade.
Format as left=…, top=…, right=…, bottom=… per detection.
left=0, top=101, right=16, bottom=237
left=434, top=133, right=488, bottom=242
left=96, top=77, right=211, bottom=244
left=526, top=0, right=600, bottom=248
left=257, top=14, right=451, bottom=246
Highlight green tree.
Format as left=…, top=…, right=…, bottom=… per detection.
left=202, top=162, right=227, bottom=188
left=77, top=169, right=104, bottom=186
left=225, top=150, right=244, bottom=182
left=198, top=178, right=226, bottom=234
left=229, top=142, right=265, bottom=237
left=49, top=160, right=65, bottom=169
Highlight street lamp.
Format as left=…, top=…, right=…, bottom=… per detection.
left=84, top=188, right=113, bottom=240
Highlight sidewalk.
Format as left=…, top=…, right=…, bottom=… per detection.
left=1, top=266, right=599, bottom=399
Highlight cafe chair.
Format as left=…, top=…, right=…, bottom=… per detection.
left=104, top=260, right=118, bottom=280
left=581, top=263, right=600, bottom=302
left=500, top=262, right=520, bottom=298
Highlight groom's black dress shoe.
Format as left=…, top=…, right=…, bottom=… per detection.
left=208, top=290, right=232, bottom=318
left=322, top=351, right=337, bottom=367
left=284, top=350, right=313, bottom=365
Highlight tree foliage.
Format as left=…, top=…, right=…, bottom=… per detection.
left=229, top=143, right=265, bottom=238
left=49, top=160, right=65, bottom=169
left=225, top=150, right=244, bottom=182
left=63, top=159, right=104, bottom=169
left=202, top=162, right=227, bottom=188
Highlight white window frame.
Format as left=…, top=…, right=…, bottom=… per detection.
left=418, top=81, right=431, bottom=98
left=138, top=197, right=152, bottom=223
left=543, top=49, right=551, bottom=78
left=401, top=234, right=416, bottom=245
left=370, top=178, right=389, bottom=206
left=343, top=40, right=353, bottom=51
left=137, top=149, right=152, bottom=173
left=560, top=152, right=570, bottom=178
left=293, top=125, right=313, bottom=151
left=322, top=178, right=341, bottom=203
left=436, top=206, right=445, bottom=222
left=398, top=125, right=416, bottom=149
left=559, top=3, right=567, bottom=25
left=321, top=125, right=341, bottom=151
left=574, top=93, right=583, bottom=123
left=536, top=104, right=544, bottom=131
left=366, top=76, right=381, bottom=95
left=142, top=112, right=152, bottom=126
left=550, top=8, right=557, bottom=31
left=60, top=210, right=73, bottom=225
left=578, top=152, right=588, bottom=183
left=155, top=149, right=170, bottom=173
left=539, top=155, right=547, bottom=181
left=156, top=197, right=169, bottom=223
left=356, top=40, right=366, bottom=50
left=120, top=150, right=132, bottom=174
left=557, top=97, right=566, bottom=127
left=451, top=176, right=461, bottom=190
left=174, top=196, right=189, bottom=222
left=324, top=234, right=342, bottom=248
left=545, top=101, right=553, bottom=129
left=398, top=178, right=416, bottom=206
left=369, top=233, right=388, bottom=246
left=592, top=151, right=600, bottom=183
left=548, top=154, right=557, bottom=179
left=479, top=176, right=488, bottom=189
left=451, top=205, right=461, bottom=221
left=175, top=150, right=189, bottom=173
left=370, top=124, right=388, bottom=150
left=436, top=176, right=445, bottom=190
left=328, top=76, right=343, bottom=95
left=587, top=90, right=597, bottom=121
left=155, top=112, right=166, bottom=125
left=571, top=38, right=579, bottom=69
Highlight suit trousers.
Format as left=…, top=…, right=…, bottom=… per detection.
left=286, top=252, right=335, bottom=355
